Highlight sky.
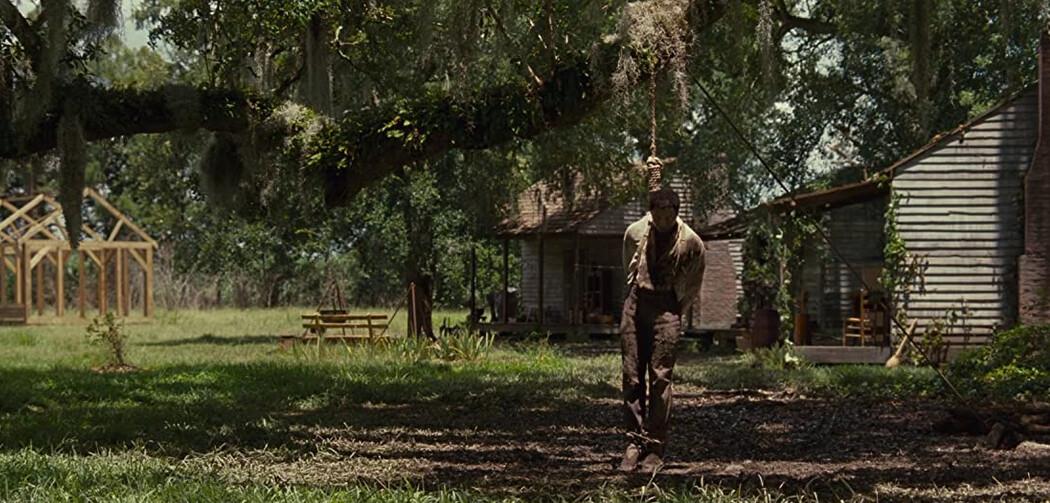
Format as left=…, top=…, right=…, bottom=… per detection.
left=17, top=0, right=151, bottom=48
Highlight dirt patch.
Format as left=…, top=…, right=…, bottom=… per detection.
left=91, top=363, right=141, bottom=374
left=194, top=387, right=1050, bottom=500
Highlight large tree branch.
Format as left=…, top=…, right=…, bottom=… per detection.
left=768, top=0, right=836, bottom=40
left=1, top=82, right=252, bottom=157
left=780, top=13, right=836, bottom=36
left=0, top=0, right=40, bottom=55
left=3, top=0, right=729, bottom=207
left=318, top=0, right=729, bottom=205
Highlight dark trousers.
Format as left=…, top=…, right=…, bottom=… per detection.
left=619, top=286, right=681, bottom=454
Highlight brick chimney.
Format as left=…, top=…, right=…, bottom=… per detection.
left=1019, top=32, right=1050, bottom=324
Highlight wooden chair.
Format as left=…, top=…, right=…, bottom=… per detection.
left=842, top=289, right=879, bottom=346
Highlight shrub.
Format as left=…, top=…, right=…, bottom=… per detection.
left=742, top=342, right=809, bottom=371
left=949, top=325, right=1050, bottom=400
left=434, top=330, right=494, bottom=362
left=85, top=312, right=130, bottom=368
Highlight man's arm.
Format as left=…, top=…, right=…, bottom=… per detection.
left=623, top=228, right=638, bottom=274
left=677, top=241, right=706, bottom=315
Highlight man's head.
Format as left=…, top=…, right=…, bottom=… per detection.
left=649, top=187, right=679, bottom=233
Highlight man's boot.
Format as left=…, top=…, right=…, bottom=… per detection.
left=639, top=452, right=663, bottom=471
left=618, top=444, right=642, bottom=472
left=640, top=444, right=664, bottom=471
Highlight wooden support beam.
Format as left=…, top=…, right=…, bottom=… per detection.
left=85, top=249, right=101, bottom=267
left=128, top=248, right=147, bottom=269
left=0, top=194, right=45, bottom=236
left=21, top=244, right=29, bottom=319
left=538, top=206, right=546, bottom=325
left=0, top=243, right=6, bottom=304
left=115, top=249, right=124, bottom=316
left=98, top=249, right=107, bottom=315
left=85, top=188, right=158, bottom=247
left=502, top=239, right=509, bottom=323
left=107, top=220, right=125, bottom=242
left=572, top=233, right=580, bottom=326
left=122, top=249, right=130, bottom=316
left=14, top=244, right=22, bottom=304
left=19, top=210, right=62, bottom=242
left=145, top=247, right=154, bottom=317
left=30, top=246, right=51, bottom=269
left=82, top=225, right=105, bottom=241
left=469, top=246, right=477, bottom=320
left=78, top=250, right=86, bottom=318
left=12, top=207, right=62, bottom=241
left=56, top=250, right=65, bottom=317
left=34, top=253, right=43, bottom=316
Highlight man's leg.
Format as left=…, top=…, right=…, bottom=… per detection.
left=619, top=287, right=647, bottom=471
left=642, top=305, right=681, bottom=466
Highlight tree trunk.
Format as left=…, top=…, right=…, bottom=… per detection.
left=909, top=0, right=933, bottom=142
left=266, top=273, right=287, bottom=308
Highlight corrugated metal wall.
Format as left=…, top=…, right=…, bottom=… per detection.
left=893, top=89, right=1037, bottom=342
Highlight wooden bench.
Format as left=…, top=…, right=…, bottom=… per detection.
left=0, top=304, right=27, bottom=325
left=279, top=311, right=389, bottom=348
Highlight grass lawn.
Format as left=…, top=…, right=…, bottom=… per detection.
left=0, top=309, right=1047, bottom=502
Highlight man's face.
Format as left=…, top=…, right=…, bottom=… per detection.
left=651, top=203, right=677, bottom=233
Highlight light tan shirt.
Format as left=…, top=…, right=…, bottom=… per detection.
left=623, top=213, right=706, bottom=313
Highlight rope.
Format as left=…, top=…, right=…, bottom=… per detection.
left=649, top=73, right=659, bottom=160
left=647, top=74, right=663, bottom=191
left=692, top=76, right=968, bottom=403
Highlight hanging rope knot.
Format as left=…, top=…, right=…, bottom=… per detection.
left=645, top=156, right=663, bottom=191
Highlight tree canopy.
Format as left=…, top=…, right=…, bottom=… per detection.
left=2, top=0, right=1048, bottom=307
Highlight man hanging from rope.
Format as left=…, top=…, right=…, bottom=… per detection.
left=618, top=157, right=705, bottom=472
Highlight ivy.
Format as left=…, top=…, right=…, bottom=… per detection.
left=739, top=209, right=820, bottom=339
left=878, top=190, right=927, bottom=328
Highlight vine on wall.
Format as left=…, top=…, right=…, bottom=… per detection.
left=878, top=191, right=928, bottom=328
left=738, top=209, right=820, bottom=338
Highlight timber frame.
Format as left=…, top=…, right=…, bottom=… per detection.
left=0, top=188, right=158, bottom=321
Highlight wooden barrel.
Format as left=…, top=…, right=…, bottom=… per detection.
left=750, top=308, right=780, bottom=348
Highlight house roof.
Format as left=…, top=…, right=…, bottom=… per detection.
left=495, top=177, right=615, bottom=237
left=700, top=83, right=1037, bottom=240
left=496, top=161, right=733, bottom=239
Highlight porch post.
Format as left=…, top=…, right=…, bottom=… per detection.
left=572, top=233, right=580, bottom=325
left=469, top=245, right=477, bottom=321
left=538, top=206, right=546, bottom=325
left=502, top=239, right=509, bottom=323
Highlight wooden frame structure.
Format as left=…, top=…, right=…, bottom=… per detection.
left=0, top=188, right=158, bottom=321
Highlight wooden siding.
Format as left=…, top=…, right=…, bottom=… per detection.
left=579, top=200, right=644, bottom=236
left=520, top=238, right=567, bottom=321
left=578, top=176, right=695, bottom=236
left=892, top=88, right=1037, bottom=340
left=520, top=237, right=629, bottom=321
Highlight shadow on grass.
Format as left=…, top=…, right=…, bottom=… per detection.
left=139, top=334, right=280, bottom=347
left=0, top=361, right=1045, bottom=500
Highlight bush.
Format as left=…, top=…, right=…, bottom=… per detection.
left=949, top=325, right=1050, bottom=400
left=85, top=313, right=131, bottom=368
left=742, top=342, right=809, bottom=371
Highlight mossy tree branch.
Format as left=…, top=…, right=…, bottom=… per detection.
left=4, top=0, right=729, bottom=207
left=0, top=0, right=41, bottom=58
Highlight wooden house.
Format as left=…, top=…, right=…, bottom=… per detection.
left=488, top=173, right=743, bottom=337
left=704, top=34, right=1050, bottom=360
